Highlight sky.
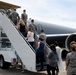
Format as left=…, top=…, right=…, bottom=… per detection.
left=1, top=0, right=76, bottom=29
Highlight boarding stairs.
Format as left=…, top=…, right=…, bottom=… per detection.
left=0, top=12, right=37, bottom=72
left=0, top=12, right=50, bottom=72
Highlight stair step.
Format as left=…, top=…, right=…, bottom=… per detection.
left=36, top=62, right=47, bottom=71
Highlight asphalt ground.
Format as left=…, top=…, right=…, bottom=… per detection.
left=0, top=69, right=66, bottom=75
left=0, top=61, right=66, bottom=75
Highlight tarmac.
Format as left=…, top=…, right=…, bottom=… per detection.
left=0, top=61, right=67, bottom=75
left=39, top=61, right=67, bottom=75
left=0, top=69, right=67, bottom=75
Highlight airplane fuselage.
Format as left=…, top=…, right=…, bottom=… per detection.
left=34, top=20, right=76, bottom=47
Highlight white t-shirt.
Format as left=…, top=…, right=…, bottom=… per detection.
left=56, top=46, right=65, bottom=72
left=27, top=31, right=34, bottom=42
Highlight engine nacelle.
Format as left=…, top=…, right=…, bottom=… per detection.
left=65, top=33, right=76, bottom=51
left=61, top=34, right=76, bottom=60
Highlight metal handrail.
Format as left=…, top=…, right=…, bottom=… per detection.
left=0, top=12, right=36, bottom=53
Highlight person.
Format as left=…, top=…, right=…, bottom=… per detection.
left=28, top=19, right=37, bottom=36
left=66, top=41, right=76, bottom=75
left=36, top=38, right=45, bottom=70
left=6, top=9, right=12, bottom=17
left=21, top=9, right=28, bottom=33
left=28, top=19, right=37, bottom=49
left=39, top=29, right=47, bottom=43
left=21, top=9, right=28, bottom=25
left=47, top=44, right=59, bottom=75
left=39, top=29, right=49, bottom=63
left=10, top=8, right=20, bottom=25
left=54, top=41, right=65, bottom=74
left=26, top=27, right=35, bottom=48
left=0, top=9, right=6, bottom=13
left=16, top=18, right=27, bottom=37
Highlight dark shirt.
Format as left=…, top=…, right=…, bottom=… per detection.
left=11, top=11, right=20, bottom=21
left=20, top=24, right=25, bottom=32
left=48, top=51, right=58, bottom=67
left=37, top=41, right=44, bottom=57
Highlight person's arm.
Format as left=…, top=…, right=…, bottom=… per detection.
left=66, top=53, right=70, bottom=70
left=48, top=52, right=52, bottom=59
left=38, top=42, right=40, bottom=48
left=15, top=25, right=20, bottom=30
left=35, top=25, right=37, bottom=31
left=26, top=31, right=30, bottom=39
left=17, top=13, right=20, bottom=22
left=26, top=14, right=28, bottom=20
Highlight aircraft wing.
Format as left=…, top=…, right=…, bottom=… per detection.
left=46, top=34, right=70, bottom=37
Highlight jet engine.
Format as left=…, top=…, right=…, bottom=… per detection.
left=65, top=33, right=76, bottom=51
left=62, top=33, right=76, bottom=60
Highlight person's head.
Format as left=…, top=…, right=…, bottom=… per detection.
left=19, top=18, right=25, bottom=26
left=50, top=44, right=56, bottom=51
left=23, top=9, right=26, bottom=13
left=54, top=41, right=59, bottom=46
left=70, top=41, right=76, bottom=46
left=31, top=19, right=34, bottom=23
left=28, top=27, right=32, bottom=32
left=7, top=9, right=12, bottom=12
left=14, top=8, right=16, bottom=11
left=40, top=29, right=44, bottom=33
left=6, top=9, right=12, bottom=14
left=70, top=41, right=76, bottom=51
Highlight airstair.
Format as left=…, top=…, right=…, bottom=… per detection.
left=0, top=12, right=36, bottom=72
left=0, top=12, right=51, bottom=72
